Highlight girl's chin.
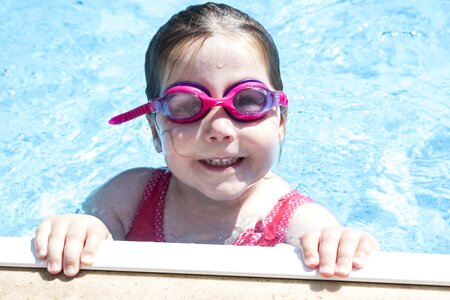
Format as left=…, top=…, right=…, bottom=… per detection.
left=199, top=182, right=256, bottom=203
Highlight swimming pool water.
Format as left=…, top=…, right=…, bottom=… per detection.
left=1, top=0, right=449, bottom=254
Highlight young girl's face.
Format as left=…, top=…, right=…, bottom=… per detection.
left=153, top=35, right=285, bottom=202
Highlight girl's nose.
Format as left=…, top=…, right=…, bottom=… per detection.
left=202, top=107, right=237, bottom=143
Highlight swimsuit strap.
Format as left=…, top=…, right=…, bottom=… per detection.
left=126, top=168, right=171, bottom=241
left=233, top=190, right=314, bottom=246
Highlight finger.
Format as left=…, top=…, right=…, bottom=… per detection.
left=46, top=220, right=70, bottom=274
left=34, top=218, right=52, bottom=259
left=318, top=227, right=342, bottom=278
left=299, top=231, right=321, bottom=268
left=62, top=224, right=88, bottom=277
left=353, top=234, right=379, bottom=269
left=80, top=225, right=111, bottom=265
left=335, top=230, right=361, bottom=278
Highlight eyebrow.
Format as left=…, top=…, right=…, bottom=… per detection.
left=164, top=81, right=211, bottom=95
left=165, top=78, right=265, bottom=96
left=223, top=78, right=263, bottom=95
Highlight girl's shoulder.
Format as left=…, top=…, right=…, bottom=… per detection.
left=109, top=167, right=156, bottom=182
left=82, top=167, right=160, bottom=239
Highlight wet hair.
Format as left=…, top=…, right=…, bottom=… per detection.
left=144, top=2, right=284, bottom=100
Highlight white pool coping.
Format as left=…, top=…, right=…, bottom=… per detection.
left=0, top=236, right=448, bottom=286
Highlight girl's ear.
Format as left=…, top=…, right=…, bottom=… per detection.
left=146, top=114, right=162, bottom=153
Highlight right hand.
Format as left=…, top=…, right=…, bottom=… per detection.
left=34, top=214, right=112, bottom=277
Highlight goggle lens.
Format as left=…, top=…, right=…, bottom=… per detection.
left=166, top=93, right=202, bottom=120
left=233, top=89, right=268, bottom=115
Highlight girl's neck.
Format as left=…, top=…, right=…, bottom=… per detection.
left=167, top=171, right=288, bottom=217
left=170, top=176, right=257, bottom=213
left=162, top=174, right=268, bottom=244
left=163, top=172, right=291, bottom=244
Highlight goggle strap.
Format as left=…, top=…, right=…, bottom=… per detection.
left=277, top=92, right=288, bottom=107
left=109, top=102, right=154, bottom=125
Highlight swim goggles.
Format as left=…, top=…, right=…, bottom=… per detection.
left=109, top=79, right=288, bottom=124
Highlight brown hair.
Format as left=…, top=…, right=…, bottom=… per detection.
left=144, top=2, right=284, bottom=101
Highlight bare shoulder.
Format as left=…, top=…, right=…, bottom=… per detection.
left=83, top=167, right=155, bottom=239
left=243, top=171, right=293, bottom=217
left=263, top=171, right=293, bottom=195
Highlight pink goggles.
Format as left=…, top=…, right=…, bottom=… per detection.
left=109, top=79, right=288, bottom=124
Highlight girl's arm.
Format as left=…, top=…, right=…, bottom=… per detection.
left=285, top=203, right=378, bottom=278
left=34, top=168, right=152, bottom=277
left=83, top=167, right=152, bottom=239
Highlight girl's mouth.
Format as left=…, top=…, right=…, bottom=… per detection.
left=200, top=157, right=243, bottom=167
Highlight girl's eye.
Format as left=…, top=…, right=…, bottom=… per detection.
left=234, top=89, right=267, bottom=113
left=167, top=93, right=202, bottom=118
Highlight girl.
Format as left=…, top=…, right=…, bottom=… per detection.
left=35, top=2, right=378, bottom=278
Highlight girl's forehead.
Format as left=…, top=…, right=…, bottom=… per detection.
left=161, top=34, right=271, bottom=93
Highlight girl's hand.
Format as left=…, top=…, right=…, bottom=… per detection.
left=34, top=214, right=112, bottom=277
left=299, top=227, right=378, bottom=278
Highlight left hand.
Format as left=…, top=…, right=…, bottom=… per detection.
left=299, top=227, right=378, bottom=278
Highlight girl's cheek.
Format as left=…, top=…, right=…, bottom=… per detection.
left=159, top=124, right=201, bottom=157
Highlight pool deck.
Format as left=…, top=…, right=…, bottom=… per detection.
left=1, top=237, right=449, bottom=299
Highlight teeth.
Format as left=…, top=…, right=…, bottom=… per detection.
left=203, top=157, right=241, bottom=167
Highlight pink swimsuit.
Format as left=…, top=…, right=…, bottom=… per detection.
left=126, top=168, right=313, bottom=246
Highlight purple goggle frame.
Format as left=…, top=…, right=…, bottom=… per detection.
left=109, top=79, right=288, bottom=124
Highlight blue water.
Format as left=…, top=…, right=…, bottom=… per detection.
left=0, top=0, right=449, bottom=254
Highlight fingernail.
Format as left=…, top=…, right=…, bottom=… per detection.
left=353, top=257, right=364, bottom=268
left=48, top=262, right=60, bottom=273
left=305, top=256, right=319, bottom=266
left=320, top=265, right=334, bottom=276
left=336, top=263, right=350, bottom=275
left=37, top=249, right=46, bottom=258
left=82, top=253, right=92, bottom=264
left=65, top=266, right=76, bottom=276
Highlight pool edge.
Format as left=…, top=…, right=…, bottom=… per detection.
left=0, top=236, right=449, bottom=299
